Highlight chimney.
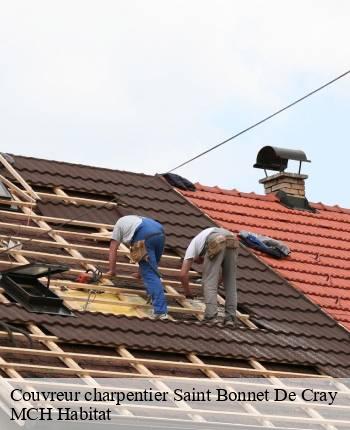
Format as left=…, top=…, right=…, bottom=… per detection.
left=259, top=172, right=308, bottom=197
left=253, top=146, right=315, bottom=212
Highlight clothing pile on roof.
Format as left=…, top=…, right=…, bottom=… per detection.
left=0, top=154, right=348, bottom=378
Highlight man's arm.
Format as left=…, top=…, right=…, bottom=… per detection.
left=107, top=239, right=120, bottom=276
left=180, top=258, right=194, bottom=298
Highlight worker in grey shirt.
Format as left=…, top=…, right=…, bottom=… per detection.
left=107, top=215, right=168, bottom=319
left=180, top=227, right=239, bottom=325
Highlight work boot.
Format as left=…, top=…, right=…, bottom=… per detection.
left=203, top=314, right=219, bottom=324
left=150, top=311, right=168, bottom=321
left=223, top=316, right=236, bottom=328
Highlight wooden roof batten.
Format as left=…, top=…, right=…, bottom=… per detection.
left=0, top=161, right=348, bottom=429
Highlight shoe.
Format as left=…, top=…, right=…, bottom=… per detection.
left=150, top=312, right=168, bottom=320
left=203, top=315, right=219, bottom=324
left=223, top=316, right=236, bottom=327
left=158, top=313, right=168, bottom=320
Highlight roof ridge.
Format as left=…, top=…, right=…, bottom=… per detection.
left=194, top=182, right=350, bottom=214
left=10, top=153, right=154, bottom=179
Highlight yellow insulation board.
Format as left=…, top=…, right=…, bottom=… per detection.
left=60, top=289, right=144, bottom=316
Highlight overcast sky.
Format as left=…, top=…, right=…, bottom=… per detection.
left=0, top=1, right=349, bottom=206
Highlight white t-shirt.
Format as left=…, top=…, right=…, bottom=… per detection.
left=112, top=215, right=143, bottom=244
left=184, top=227, right=216, bottom=260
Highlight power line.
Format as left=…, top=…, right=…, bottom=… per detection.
left=167, top=69, right=350, bottom=173
left=1, top=69, right=349, bottom=259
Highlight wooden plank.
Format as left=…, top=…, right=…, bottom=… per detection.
left=27, top=325, right=91, bottom=379
left=41, top=191, right=119, bottom=207
left=0, top=331, right=58, bottom=342
left=0, top=260, right=200, bottom=292
left=0, top=261, right=200, bottom=291
left=0, top=154, right=40, bottom=200
left=249, top=353, right=336, bottom=430
left=188, top=354, right=274, bottom=427
left=0, top=234, right=108, bottom=253
left=117, top=346, right=206, bottom=423
left=49, top=279, right=185, bottom=299
left=19, top=205, right=148, bottom=318
left=27, top=325, right=134, bottom=417
left=0, top=199, right=35, bottom=207
left=0, top=357, right=22, bottom=379
left=2, top=246, right=115, bottom=266
left=4, top=248, right=193, bottom=276
left=0, top=174, right=35, bottom=202
left=14, top=377, right=349, bottom=397
left=0, top=346, right=328, bottom=379
left=53, top=188, right=77, bottom=205
left=168, top=266, right=336, bottom=429
left=55, top=293, right=203, bottom=315
left=0, top=209, right=112, bottom=229
left=0, top=232, right=181, bottom=263
left=0, top=221, right=110, bottom=241
left=0, top=362, right=146, bottom=377
left=20, top=208, right=133, bottom=318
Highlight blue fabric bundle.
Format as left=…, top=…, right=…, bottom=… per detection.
left=239, top=231, right=290, bottom=259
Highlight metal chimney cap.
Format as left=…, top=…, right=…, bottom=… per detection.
left=253, top=146, right=310, bottom=172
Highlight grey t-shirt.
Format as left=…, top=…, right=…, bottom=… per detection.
left=184, top=227, right=216, bottom=260
left=111, top=215, right=143, bottom=244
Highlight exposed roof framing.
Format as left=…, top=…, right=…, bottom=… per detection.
left=0, top=153, right=349, bottom=429
left=0, top=153, right=39, bottom=201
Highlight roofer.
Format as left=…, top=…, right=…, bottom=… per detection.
left=106, top=215, right=168, bottom=320
left=180, top=227, right=239, bottom=326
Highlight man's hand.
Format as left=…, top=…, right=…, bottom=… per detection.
left=108, top=239, right=120, bottom=275
left=180, top=258, right=194, bottom=299
left=105, top=270, right=116, bottom=278
left=184, top=290, right=195, bottom=299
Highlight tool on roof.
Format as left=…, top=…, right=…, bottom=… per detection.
left=75, top=268, right=107, bottom=311
left=82, top=289, right=98, bottom=311
left=75, top=267, right=103, bottom=284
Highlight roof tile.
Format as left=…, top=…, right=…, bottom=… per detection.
left=181, top=183, right=350, bottom=330
left=0, top=154, right=348, bottom=376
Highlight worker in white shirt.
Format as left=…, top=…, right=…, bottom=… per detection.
left=180, top=227, right=239, bottom=326
left=106, top=215, right=168, bottom=320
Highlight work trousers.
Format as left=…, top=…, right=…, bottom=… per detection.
left=202, top=229, right=238, bottom=320
left=132, top=218, right=168, bottom=315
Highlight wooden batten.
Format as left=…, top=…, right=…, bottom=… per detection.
left=0, top=154, right=40, bottom=200
left=0, top=166, right=348, bottom=430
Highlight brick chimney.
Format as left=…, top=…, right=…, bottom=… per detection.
left=254, top=146, right=314, bottom=212
left=259, top=172, right=308, bottom=197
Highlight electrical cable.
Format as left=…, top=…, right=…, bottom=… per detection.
left=167, top=69, right=350, bottom=173
left=0, top=68, right=349, bottom=260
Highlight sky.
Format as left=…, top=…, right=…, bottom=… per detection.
left=0, top=0, right=349, bottom=206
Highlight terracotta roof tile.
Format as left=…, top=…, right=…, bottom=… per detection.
left=0, top=154, right=349, bottom=376
left=181, top=183, right=350, bottom=330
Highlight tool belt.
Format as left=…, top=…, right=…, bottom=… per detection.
left=130, top=240, right=148, bottom=263
left=129, top=232, right=164, bottom=264
left=206, top=234, right=239, bottom=260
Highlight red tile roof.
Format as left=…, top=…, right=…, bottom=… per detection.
left=1, top=154, right=349, bottom=376
left=181, top=184, right=350, bottom=331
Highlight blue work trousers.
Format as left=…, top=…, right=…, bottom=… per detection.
left=132, top=218, right=167, bottom=315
